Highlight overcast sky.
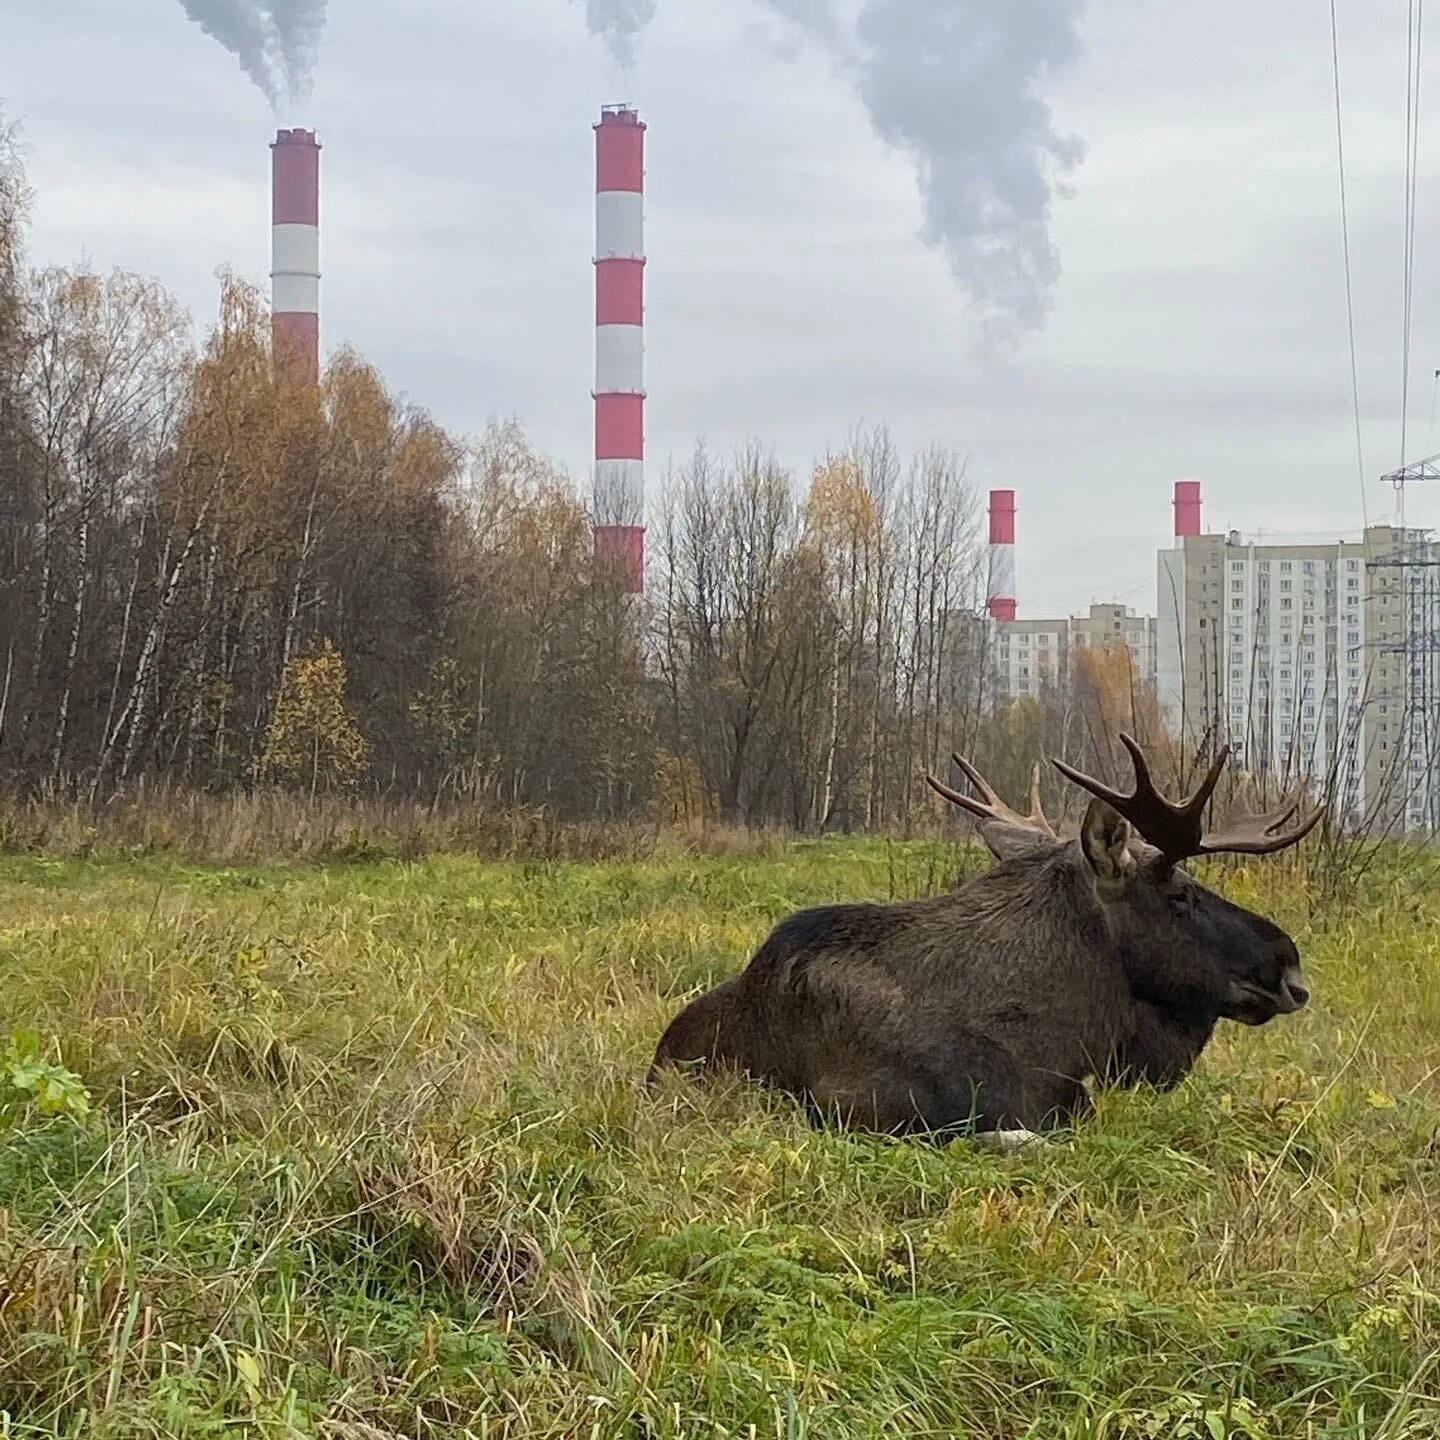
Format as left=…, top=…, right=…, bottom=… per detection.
left=9, top=0, right=1440, bottom=615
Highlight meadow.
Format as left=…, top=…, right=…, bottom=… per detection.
left=1, top=837, right=1439, bottom=1438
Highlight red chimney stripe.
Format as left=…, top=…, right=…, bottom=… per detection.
left=1173, top=480, right=1202, bottom=537
left=595, top=524, right=645, bottom=594
left=988, top=489, right=1016, bottom=545
left=596, top=259, right=644, bottom=326
left=272, top=135, right=319, bottom=226
left=596, top=122, right=645, bottom=192
left=595, top=393, right=644, bottom=459
left=273, top=312, right=319, bottom=383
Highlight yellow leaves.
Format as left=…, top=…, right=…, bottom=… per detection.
left=1366, top=1087, right=1398, bottom=1109
left=802, top=456, right=882, bottom=551
left=256, top=638, right=369, bottom=794
left=234, top=1348, right=263, bottom=1405
left=655, top=751, right=716, bottom=825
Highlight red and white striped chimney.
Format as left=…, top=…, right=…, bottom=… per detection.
left=593, top=105, right=646, bottom=594
left=271, top=128, right=320, bottom=385
left=986, top=489, right=1017, bottom=621
left=1173, top=479, right=1202, bottom=542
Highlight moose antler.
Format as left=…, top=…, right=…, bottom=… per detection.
left=927, top=756, right=1057, bottom=837
left=1051, top=733, right=1323, bottom=861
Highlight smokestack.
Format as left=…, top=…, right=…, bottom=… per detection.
left=271, top=127, right=320, bottom=385
left=986, top=489, right=1017, bottom=622
left=593, top=105, right=646, bottom=594
left=1173, top=479, right=1202, bottom=542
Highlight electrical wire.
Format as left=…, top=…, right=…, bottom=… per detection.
left=1331, top=0, right=1369, bottom=527
left=1400, top=0, right=1425, bottom=517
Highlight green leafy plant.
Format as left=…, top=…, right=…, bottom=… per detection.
left=1, top=1028, right=92, bottom=1128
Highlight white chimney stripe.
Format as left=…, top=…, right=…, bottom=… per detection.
left=594, top=459, right=644, bottom=527
left=272, top=275, right=320, bottom=314
left=271, top=223, right=320, bottom=279
left=596, top=324, right=644, bottom=395
left=989, top=543, right=1016, bottom=601
left=596, top=191, right=644, bottom=261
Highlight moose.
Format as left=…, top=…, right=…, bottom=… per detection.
left=649, top=736, right=1320, bottom=1144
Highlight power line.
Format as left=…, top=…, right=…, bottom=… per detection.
left=1330, top=0, right=1369, bottom=527
left=1400, top=0, right=1425, bottom=514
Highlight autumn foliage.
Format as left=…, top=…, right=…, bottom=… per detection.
left=0, top=126, right=1169, bottom=827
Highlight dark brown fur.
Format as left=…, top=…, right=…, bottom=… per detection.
left=649, top=806, right=1307, bottom=1137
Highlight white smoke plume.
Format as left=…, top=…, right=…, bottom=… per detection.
left=842, top=0, right=1084, bottom=338
left=577, top=0, right=1085, bottom=338
left=179, top=0, right=328, bottom=110
left=573, top=0, right=658, bottom=72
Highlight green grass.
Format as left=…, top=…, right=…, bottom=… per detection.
left=1, top=839, right=1439, bottom=1438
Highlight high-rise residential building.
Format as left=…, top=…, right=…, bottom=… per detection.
left=994, top=604, right=1158, bottom=702
left=1157, top=517, right=1440, bottom=831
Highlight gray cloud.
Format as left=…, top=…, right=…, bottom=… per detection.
left=177, top=0, right=327, bottom=110
left=572, top=0, right=658, bottom=71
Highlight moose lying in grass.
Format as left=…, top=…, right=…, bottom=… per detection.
left=650, top=736, right=1320, bottom=1145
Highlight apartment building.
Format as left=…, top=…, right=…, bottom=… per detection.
left=1156, top=504, right=1440, bottom=830
left=994, top=603, right=1158, bottom=702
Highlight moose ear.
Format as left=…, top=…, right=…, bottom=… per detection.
left=1080, top=799, right=1135, bottom=888
left=978, top=819, right=1058, bottom=863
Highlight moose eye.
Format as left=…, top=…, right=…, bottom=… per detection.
left=1167, top=887, right=1195, bottom=915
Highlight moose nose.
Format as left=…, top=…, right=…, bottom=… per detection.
left=1280, top=966, right=1309, bottom=1012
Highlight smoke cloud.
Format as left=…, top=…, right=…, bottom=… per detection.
left=841, top=0, right=1085, bottom=339
left=573, top=0, right=658, bottom=72
left=178, top=0, right=328, bottom=110
left=576, top=0, right=1085, bottom=338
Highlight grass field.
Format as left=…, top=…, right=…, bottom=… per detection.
left=2, top=839, right=1439, bottom=1438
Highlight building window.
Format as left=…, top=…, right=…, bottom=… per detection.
left=1304, top=561, right=1315, bottom=574
left=1281, top=598, right=1293, bottom=609
left=1347, top=559, right=1358, bottom=570
left=1280, top=561, right=1292, bottom=572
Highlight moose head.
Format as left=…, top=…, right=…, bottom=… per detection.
left=928, top=735, right=1320, bottom=1029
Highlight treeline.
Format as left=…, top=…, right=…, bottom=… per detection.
left=0, top=123, right=1160, bottom=829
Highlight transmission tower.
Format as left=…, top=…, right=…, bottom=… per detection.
left=1369, top=456, right=1440, bottom=831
